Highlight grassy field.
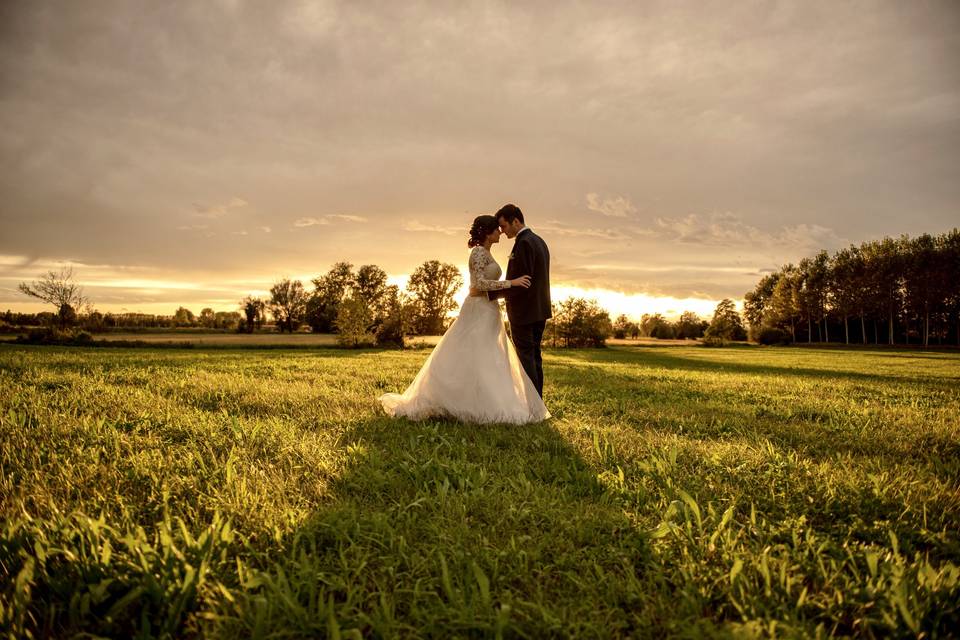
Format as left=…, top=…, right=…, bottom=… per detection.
left=1, top=344, right=958, bottom=638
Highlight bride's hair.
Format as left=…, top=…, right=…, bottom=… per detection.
left=467, top=214, right=499, bottom=248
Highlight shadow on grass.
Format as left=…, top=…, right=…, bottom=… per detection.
left=553, top=345, right=960, bottom=385
left=229, top=414, right=655, bottom=637
left=789, top=342, right=960, bottom=355
left=544, top=349, right=960, bottom=469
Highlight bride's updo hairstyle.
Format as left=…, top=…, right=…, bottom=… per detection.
left=467, top=214, right=499, bottom=248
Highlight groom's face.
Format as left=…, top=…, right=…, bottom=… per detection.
left=498, top=217, right=521, bottom=239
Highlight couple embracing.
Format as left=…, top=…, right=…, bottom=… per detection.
left=379, top=204, right=551, bottom=425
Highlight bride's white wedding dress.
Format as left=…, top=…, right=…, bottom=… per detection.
left=379, top=246, right=550, bottom=425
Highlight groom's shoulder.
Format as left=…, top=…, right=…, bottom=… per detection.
left=518, top=228, right=539, bottom=242
left=525, top=229, right=547, bottom=248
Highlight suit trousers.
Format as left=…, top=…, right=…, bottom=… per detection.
left=510, top=319, right=546, bottom=397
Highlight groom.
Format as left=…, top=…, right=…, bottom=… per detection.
left=476, top=203, right=551, bottom=397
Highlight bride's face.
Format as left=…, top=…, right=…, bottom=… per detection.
left=488, top=227, right=502, bottom=244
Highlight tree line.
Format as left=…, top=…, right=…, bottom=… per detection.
left=12, top=263, right=751, bottom=348
left=240, top=260, right=465, bottom=346
left=743, top=229, right=960, bottom=346
left=253, top=261, right=748, bottom=348
left=542, top=298, right=744, bottom=347
left=613, top=311, right=717, bottom=341
left=0, top=308, right=245, bottom=332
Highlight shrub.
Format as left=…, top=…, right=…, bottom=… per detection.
left=58, top=303, right=78, bottom=328
left=83, top=310, right=106, bottom=332
left=701, top=334, right=726, bottom=347
left=757, top=326, right=792, bottom=345
left=613, top=314, right=636, bottom=339
left=16, top=328, right=93, bottom=346
left=550, top=298, right=612, bottom=347
left=375, top=301, right=407, bottom=348
left=650, top=322, right=676, bottom=339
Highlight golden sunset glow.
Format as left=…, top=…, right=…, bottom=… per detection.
left=1, top=2, right=957, bottom=318
left=5, top=261, right=736, bottom=320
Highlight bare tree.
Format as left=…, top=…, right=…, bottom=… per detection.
left=18, top=266, right=90, bottom=327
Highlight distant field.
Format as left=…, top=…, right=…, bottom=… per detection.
left=94, top=332, right=364, bottom=345
left=1, top=344, right=958, bottom=637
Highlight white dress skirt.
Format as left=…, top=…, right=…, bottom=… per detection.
left=379, top=246, right=550, bottom=425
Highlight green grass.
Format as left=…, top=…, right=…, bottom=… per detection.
left=1, top=344, right=958, bottom=638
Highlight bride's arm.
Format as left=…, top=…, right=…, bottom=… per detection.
left=481, top=246, right=533, bottom=299
left=469, top=247, right=512, bottom=291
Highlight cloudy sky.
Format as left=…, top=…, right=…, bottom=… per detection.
left=1, top=0, right=958, bottom=318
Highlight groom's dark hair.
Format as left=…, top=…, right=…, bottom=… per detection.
left=495, top=203, right=524, bottom=225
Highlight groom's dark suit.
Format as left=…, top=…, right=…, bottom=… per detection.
left=489, top=228, right=551, bottom=397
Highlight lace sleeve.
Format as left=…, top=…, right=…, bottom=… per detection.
left=469, top=247, right=511, bottom=291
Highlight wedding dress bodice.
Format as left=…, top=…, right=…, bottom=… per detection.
left=469, top=246, right=510, bottom=291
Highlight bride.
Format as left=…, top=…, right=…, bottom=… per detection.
left=378, top=215, right=551, bottom=425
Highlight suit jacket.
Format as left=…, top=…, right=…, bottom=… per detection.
left=489, top=228, right=552, bottom=325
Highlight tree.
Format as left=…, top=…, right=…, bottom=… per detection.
left=83, top=310, right=106, bottom=332
left=846, top=244, right=872, bottom=345
left=214, top=311, right=242, bottom=331
left=767, top=266, right=801, bottom=342
left=673, top=311, right=704, bottom=339
left=58, top=304, right=78, bottom=328
left=355, top=264, right=398, bottom=335
left=307, top=262, right=354, bottom=333
left=639, top=313, right=669, bottom=338
left=240, top=296, right=266, bottom=333
left=859, top=239, right=890, bottom=344
left=335, top=294, right=376, bottom=347
left=874, top=237, right=904, bottom=345
left=374, top=285, right=410, bottom=348
left=354, top=265, right=388, bottom=308
left=829, top=246, right=864, bottom=345
left=902, top=234, right=939, bottom=347
left=551, top=297, right=612, bottom=347
left=742, top=228, right=960, bottom=347
left=613, top=314, right=631, bottom=339
left=801, top=251, right=831, bottom=342
left=173, top=307, right=196, bottom=327
left=199, top=307, right=216, bottom=328
left=268, top=279, right=308, bottom=333
left=650, top=320, right=675, bottom=339
left=743, top=272, right=780, bottom=339
left=18, top=266, right=90, bottom=328
left=942, top=229, right=960, bottom=345
left=407, top=260, right=463, bottom=335
left=704, top=299, right=747, bottom=344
